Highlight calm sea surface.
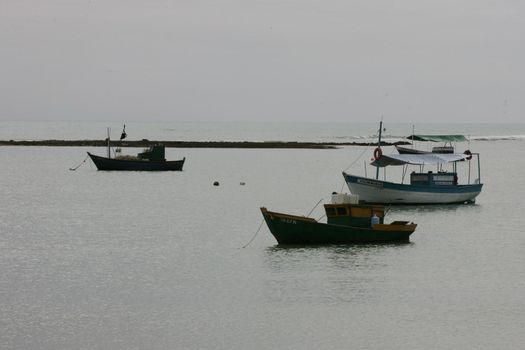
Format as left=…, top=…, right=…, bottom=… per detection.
left=1, top=122, right=525, bottom=349
left=2, top=120, right=525, bottom=142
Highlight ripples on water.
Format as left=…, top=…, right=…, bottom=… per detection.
left=1, top=136, right=525, bottom=349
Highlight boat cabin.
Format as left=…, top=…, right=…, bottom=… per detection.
left=431, top=146, right=454, bottom=154
left=138, top=145, right=166, bottom=161
left=324, top=203, right=384, bottom=228
left=410, top=171, right=458, bottom=186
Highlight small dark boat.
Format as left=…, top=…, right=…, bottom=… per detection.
left=261, top=200, right=416, bottom=244
left=88, top=126, right=185, bottom=171
left=88, top=146, right=185, bottom=171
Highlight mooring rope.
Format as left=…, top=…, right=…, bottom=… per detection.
left=339, top=180, right=346, bottom=194
left=241, top=218, right=265, bottom=248
left=339, top=141, right=375, bottom=193
left=69, top=155, right=89, bottom=171
left=343, top=142, right=374, bottom=172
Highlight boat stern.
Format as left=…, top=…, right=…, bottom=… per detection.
left=371, top=221, right=417, bottom=241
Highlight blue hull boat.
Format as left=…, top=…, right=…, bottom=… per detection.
left=344, top=122, right=483, bottom=204
left=343, top=172, right=482, bottom=204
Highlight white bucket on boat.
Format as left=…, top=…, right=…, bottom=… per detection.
left=331, top=193, right=359, bottom=204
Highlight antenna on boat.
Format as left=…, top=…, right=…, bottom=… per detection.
left=376, top=120, right=383, bottom=179
left=107, top=127, right=111, bottom=158
left=305, top=198, right=324, bottom=218
left=412, top=124, right=415, bottom=149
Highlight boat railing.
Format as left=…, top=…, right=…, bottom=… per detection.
left=363, top=151, right=482, bottom=186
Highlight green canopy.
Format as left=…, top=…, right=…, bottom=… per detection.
left=407, top=134, right=468, bottom=142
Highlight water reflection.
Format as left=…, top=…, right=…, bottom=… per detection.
left=264, top=243, right=412, bottom=272
left=262, top=243, right=414, bottom=305
left=387, top=202, right=482, bottom=214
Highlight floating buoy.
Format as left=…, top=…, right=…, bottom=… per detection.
left=240, top=182, right=246, bottom=186
left=213, top=181, right=220, bottom=186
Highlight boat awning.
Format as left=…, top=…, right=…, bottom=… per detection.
left=371, top=153, right=468, bottom=167
left=407, top=135, right=468, bottom=142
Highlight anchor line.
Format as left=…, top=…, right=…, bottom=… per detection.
left=69, top=155, right=89, bottom=171
left=241, top=218, right=265, bottom=248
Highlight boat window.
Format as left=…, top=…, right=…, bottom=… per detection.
left=411, top=173, right=430, bottom=185
left=325, top=207, right=336, bottom=216
left=336, top=207, right=347, bottom=215
left=432, top=173, right=455, bottom=186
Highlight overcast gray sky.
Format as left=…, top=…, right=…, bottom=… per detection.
left=1, top=0, right=523, bottom=122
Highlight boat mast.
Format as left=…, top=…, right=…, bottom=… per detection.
left=412, top=124, right=415, bottom=149
left=477, top=153, right=481, bottom=184
left=376, top=120, right=383, bottom=180
left=107, top=127, right=111, bottom=158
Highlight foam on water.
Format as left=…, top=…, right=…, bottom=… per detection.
left=1, top=121, right=524, bottom=144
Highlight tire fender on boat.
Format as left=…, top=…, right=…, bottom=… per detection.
left=373, top=147, right=382, bottom=160
left=464, top=149, right=472, bottom=160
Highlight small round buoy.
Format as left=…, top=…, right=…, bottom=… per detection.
left=213, top=181, right=219, bottom=186
left=240, top=182, right=246, bottom=186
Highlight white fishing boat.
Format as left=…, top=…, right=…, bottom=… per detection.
left=343, top=122, right=483, bottom=204
left=396, top=134, right=468, bottom=154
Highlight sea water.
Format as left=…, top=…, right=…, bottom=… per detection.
left=2, top=120, right=525, bottom=143
left=1, top=122, right=525, bottom=349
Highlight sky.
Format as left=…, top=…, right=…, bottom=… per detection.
left=1, top=0, right=524, bottom=123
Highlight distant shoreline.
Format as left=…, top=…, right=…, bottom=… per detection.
left=0, top=140, right=410, bottom=149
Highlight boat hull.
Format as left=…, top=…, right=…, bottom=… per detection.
left=343, top=173, right=482, bottom=204
left=396, top=145, right=453, bottom=154
left=88, top=153, right=185, bottom=171
left=261, top=208, right=415, bottom=244
left=395, top=145, right=428, bottom=154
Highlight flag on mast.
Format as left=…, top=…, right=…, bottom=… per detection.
left=120, top=125, right=127, bottom=140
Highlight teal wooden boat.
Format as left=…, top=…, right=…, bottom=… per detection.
left=261, top=201, right=416, bottom=244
